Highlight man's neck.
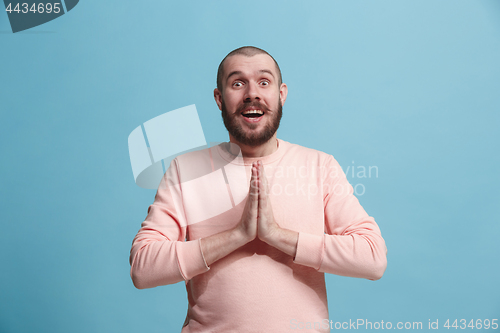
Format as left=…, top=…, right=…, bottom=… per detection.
left=227, top=135, right=278, bottom=158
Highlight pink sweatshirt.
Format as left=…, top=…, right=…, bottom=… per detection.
left=130, top=138, right=387, bottom=332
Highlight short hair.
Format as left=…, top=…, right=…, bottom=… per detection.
left=216, top=46, right=283, bottom=93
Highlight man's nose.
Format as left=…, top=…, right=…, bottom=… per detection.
left=244, top=82, right=261, bottom=102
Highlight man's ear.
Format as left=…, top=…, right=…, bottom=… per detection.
left=279, top=83, right=288, bottom=107
left=214, top=88, right=223, bottom=111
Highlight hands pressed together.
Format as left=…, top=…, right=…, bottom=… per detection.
left=236, top=160, right=281, bottom=244
left=201, top=160, right=298, bottom=266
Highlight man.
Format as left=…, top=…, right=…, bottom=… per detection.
left=130, top=46, right=387, bottom=332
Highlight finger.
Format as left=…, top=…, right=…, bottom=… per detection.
left=259, top=161, right=269, bottom=197
left=258, top=163, right=266, bottom=210
left=250, top=162, right=259, bottom=198
left=260, top=161, right=266, bottom=184
left=246, top=164, right=258, bottom=221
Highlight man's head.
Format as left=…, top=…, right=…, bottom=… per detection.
left=216, top=47, right=283, bottom=94
left=214, top=46, right=288, bottom=147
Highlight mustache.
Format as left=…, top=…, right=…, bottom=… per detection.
left=236, top=101, right=271, bottom=114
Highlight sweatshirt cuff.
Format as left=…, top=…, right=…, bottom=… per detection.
left=293, top=232, right=324, bottom=270
left=175, top=239, right=210, bottom=281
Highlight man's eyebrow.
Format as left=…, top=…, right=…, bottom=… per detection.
left=226, top=70, right=242, bottom=82
left=226, top=69, right=275, bottom=82
left=258, top=69, right=275, bottom=78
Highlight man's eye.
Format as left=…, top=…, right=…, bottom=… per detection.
left=233, top=82, right=243, bottom=87
left=260, top=81, right=269, bottom=86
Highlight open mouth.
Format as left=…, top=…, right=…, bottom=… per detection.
left=241, top=110, right=264, bottom=118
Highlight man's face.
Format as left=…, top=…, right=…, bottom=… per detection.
left=215, top=54, right=287, bottom=147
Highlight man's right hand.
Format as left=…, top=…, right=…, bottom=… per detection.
left=234, top=161, right=259, bottom=241
left=200, top=161, right=259, bottom=266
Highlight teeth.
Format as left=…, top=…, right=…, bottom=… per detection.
left=242, top=110, right=264, bottom=115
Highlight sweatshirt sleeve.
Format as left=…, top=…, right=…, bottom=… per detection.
left=293, top=155, right=387, bottom=280
left=129, top=159, right=210, bottom=289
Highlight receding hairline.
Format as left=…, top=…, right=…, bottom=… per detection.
left=216, top=46, right=282, bottom=93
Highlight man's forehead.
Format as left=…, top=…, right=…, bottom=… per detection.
left=223, top=54, right=277, bottom=79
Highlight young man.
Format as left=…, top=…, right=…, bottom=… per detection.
left=130, top=46, right=387, bottom=332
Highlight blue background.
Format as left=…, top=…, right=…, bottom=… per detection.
left=1, top=1, right=499, bottom=332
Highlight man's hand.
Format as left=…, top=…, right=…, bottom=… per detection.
left=256, top=160, right=299, bottom=258
left=201, top=162, right=259, bottom=266
left=202, top=160, right=297, bottom=267
left=255, top=161, right=280, bottom=243
left=233, top=161, right=259, bottom=242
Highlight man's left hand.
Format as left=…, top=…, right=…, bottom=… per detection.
left=255, top=160, right=299, bottom=258
left=256, top=160, right=280, bottom=243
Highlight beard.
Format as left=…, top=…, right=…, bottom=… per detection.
left=220, top=98, right=283, bottom=147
